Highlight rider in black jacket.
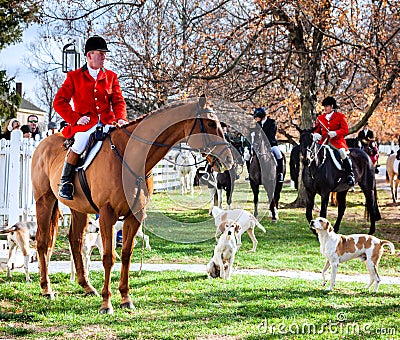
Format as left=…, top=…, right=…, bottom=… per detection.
left=253, top=107, right=284, bottom=182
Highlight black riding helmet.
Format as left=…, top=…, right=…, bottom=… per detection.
left=322, top=96, right=337, bottom=109
left=84, top=36, right=110, bottom=55
left=253, top=107, right=266, bottom=119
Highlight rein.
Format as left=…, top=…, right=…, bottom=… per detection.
left=162, top=155, right=207, bottom=167
left=304, top=138, right=324, bottom=166
left=120, top=103, right=230, bottom=159
left=107, top=133, right=152, bottom=216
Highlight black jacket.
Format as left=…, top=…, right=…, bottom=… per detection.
left=258, top=117, right=278, bottom=147
left=357, top=129, right=374, bottom=147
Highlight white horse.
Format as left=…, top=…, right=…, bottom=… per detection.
left=176, top=149, right=197, bottom=195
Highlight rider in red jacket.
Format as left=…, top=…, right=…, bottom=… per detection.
left=312, top=96, right=355, bottom=186
left=54, top=36, right=128, bottom=200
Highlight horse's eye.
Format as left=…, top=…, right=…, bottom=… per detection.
left=208, top=122, right=217, bottom=129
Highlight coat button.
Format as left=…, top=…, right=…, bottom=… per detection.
left=96, top=106, right=99, bottom=109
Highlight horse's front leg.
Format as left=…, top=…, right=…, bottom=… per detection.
left=69, top=211, right=98, bottom=296
left=119, top=215, right=141, bottom=310
left=98, top=205, right=119, bottom=314
left=320, top=192, right=330, bottom=218
left=35, top=193, right=59, bottom=299
left=250, top=180, right=259, bottom=218
left=305, top=189, right=316, bottom=223
left=333, top=191, right=348, bottom=232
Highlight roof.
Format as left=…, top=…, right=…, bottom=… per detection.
left=19, top=98, right=46, bottom=113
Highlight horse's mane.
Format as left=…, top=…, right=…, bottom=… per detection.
left=124, top=98, right=198, bottom=128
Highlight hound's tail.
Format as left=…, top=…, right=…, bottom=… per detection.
left=381, top=240, right=395, bottom=255
left=0, top=225, right=19, bottom=234
left=252, top=218, right=266, bottom=233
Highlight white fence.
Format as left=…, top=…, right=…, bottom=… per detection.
left=0, top=131, right=180, bottom=227
left=0, top=131, right=38, bottom=227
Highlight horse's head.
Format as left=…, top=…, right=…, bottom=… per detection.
left=184, top=96, right=233, bottom=172
left=299, top=129, right=315, bottom=165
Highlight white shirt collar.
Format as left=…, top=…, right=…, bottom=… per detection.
left=325, top=112, right=333, bottom=121
left=87, top=65, right=100, bottom=80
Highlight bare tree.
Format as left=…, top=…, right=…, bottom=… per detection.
left=28, top=0, right=399, bottom=206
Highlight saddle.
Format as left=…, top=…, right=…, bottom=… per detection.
left=63, top=126, right=115, bottom=167
left=62, top=126, right=115, bottom=212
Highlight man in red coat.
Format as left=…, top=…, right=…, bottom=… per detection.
left=54, top=35, right=128, bottom=200
left=312, top=96, right=355, bottom=186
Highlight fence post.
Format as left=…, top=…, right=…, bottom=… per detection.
left=8, top=130, right=22, bottom=225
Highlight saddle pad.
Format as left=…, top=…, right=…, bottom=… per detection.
left=77, top=125, right=113, bottom=172
left=325, top=147, right=343, bottom=170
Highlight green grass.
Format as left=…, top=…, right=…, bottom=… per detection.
left=0, top=272, right=399, bottom=339
left=1, top=178, right=400, bottom=339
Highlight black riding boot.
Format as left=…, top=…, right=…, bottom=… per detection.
left=276, top=158, right=284, bottom=183
left=342, top=157, right=355, bottom=186
left=58, top=151, right=80, bottom=200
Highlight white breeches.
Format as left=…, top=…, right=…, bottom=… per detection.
left=71, top=125, right=97, bottom=154
left=339, top=148, right=348, bottom=160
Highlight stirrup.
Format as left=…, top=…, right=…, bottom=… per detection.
left=347, top=176, right=355, bottom=187
left=58, top=182, right=74, bottom=200
left=277, top=173, right=284, bottom=183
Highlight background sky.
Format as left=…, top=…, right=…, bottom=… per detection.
left=0, top=24, right=41, bottom=108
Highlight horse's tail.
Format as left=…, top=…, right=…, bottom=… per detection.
left=373, top=185, right=381, bottom=221
left=381, top=240, right=395, bottom=255
left=51, top=200, right=61, bottom=232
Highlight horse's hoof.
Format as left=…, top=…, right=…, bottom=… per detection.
left=42, top=292, right=56, bottom=300
left=271, top=218, right=278, bottom=223
left=85, top=290, right=99, bottom=297
left=120, top=301, right=135, bottom=310
left=99, top=307, right=114, bottom=315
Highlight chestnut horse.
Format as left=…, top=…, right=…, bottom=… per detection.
left=31, top=97, right=233, bottom=314
left=386, top=151, right=400, bottom=203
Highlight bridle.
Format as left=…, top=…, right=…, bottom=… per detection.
left=302, top=134, right=324, bottom=167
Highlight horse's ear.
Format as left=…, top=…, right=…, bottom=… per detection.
left=199, top=94, right=206, bottom=109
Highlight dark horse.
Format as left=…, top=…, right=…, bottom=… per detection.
left=300, top=129, right=381, bottom=235
left=289, top=144, right=300, bottom=190
left=205, top=146, right=243, bottom=213
left=246, top=140, right=286, bottom=222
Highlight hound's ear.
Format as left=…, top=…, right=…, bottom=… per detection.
left=327, top=221, right=334, bottom=233
left=199, top=94, right=206, bottom=109
left=217, top=222, right=225, bottom=234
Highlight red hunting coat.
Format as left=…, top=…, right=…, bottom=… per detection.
left=54, top=64, right=127, bottom=139
left=314, top=111, right=349, bottom=150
